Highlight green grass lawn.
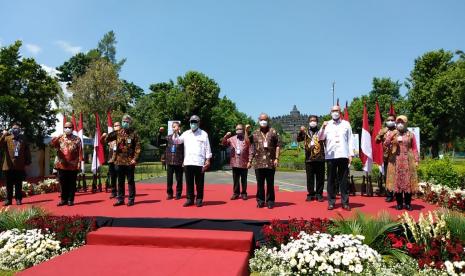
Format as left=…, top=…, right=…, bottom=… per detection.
left=0, top=270, right=16, bottom=276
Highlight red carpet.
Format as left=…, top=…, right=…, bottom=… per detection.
left=18, top=244, right=250, bottom=276
left=87, top=227, right=253, bottom=252
left=17, top=183, right=438, bottom=220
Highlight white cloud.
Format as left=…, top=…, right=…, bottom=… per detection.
left=25, top=43, right=42, bottom=55
left=55, top=40, right=82, bottom=55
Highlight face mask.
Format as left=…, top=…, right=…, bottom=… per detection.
left=331, top=112, right=340, bottom=120
left=309, top=122, right=317, bottom=128
left=259, top=120, right=268, bottom=127
left=386, top=121, right=395, bottom=128
left=64, top=128, right=73, bottom=135
left=396, top=123, right=405, bottom=131
left=11, top=128, right=20, bottom=136
left=190, top=123, right=198, bottom=131
left=121, top=122, right=130, bottom=129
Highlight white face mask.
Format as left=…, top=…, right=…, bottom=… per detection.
left=64, top=128, right=73, bottom=135
left=259, top=120, right=268, bottom=127
left=331, top=112, right=340, bottom=120
left=396, top=123, right=405, bottom=131
left=386, top=121, right=395, bottom=128
left=309, top=122, right=317, bottom=128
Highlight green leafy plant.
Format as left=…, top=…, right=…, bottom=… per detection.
left=418, top=157, right=463, bottom=189
left=0, top=207, right=47, bottom=231
left=352, top=157, right=363, bottom=171
left=440, top=209, right=465, bottom=243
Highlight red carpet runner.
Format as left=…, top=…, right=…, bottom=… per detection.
left=19, top=227, right=253, bottom=276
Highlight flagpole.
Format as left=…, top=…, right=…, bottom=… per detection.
left=332, top=81, right=335, bottom=106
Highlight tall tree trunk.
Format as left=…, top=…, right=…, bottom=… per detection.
left=431, top=141, right=440, bottom=158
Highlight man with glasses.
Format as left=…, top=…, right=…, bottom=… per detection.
left=1, top=122, right=31, bottom=206
left=222, top=124, right=250, bottom=200
left=51, top=122, right=83, bottom=206
left=102, top=115, right=141, bottom=207
left=318, top=105, right=354, bottom=211
left=174, top=115, right=212, bottom=207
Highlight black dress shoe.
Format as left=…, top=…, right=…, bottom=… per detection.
left=127, top=201, right=134, bottom=206
left=57, top=201, right=66, bottom=207
left=328, top=205, right=335, bottom=210
left=3, top=201, right=12, bottom=206
left=166, top=195, right=174, bottom=200
left=113, top=201, right=125, bottom=206
left=109, top=194, right=116, bottom=199
left=385, top=197, right=394, bottom=202
left=257, top=202, right=265, bottom=208
left=316, top=195, right=324, bottom=202
left=267, top=202, right=274, bottom=209
left=195, top=199, right=203, bottom=207
left=175, top=195, right=181, bottom=200
left=395, top=204, right=403, bottom=210
left=230, top=194, right=239, bottom=200
left=342, top=204, right=351, bottom=211
left=241, top=194, right=248, bottom=200
left=183, top=200, right=194, bottom=207
left=404, top=204, right=413, bottom=211
left=306, top=196, right=313, bottom=202
left=16, top=200, right=22, bottom=205
left=68, top=201, right=74, bottom=206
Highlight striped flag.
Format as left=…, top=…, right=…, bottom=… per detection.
left=372, top=101, right=384, bottom=173
left=343, top=101, right=350, bottom=122
left=91, top=113, right=105, bottom=174
left=360, top=102, right=373, bottom=173
left=77, top=113, right=85, bottom=174
left=71, top=112, right=78, bottom=135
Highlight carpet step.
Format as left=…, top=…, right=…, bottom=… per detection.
left=87, top=227, right=254, bottom=252
left=18, top=244, right=249, bottom=276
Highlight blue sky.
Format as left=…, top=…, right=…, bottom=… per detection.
left=1, top=0, right=464, bottom=119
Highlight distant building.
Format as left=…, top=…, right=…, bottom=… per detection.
left=271, top=105, right=309, bottom=134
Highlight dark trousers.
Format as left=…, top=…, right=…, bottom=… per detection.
left=184, top=165, right=204, bottom=201
left=57, top=169, right=78, bottom=203
left=116, top=165, right=136, bottom=202
left=305, top=161, right=325, bottom=197
left=232, top=167, right=248, bottom=195
left=108, top=163, right=118, bottom=196
left=4, top=170, right=25, bottom=202
left=167, top=164, right=183, bottom=196
left=396, top=192, right=412, bottom=206
left=327, top=158, right=349, bottom=206
left=255, top=168, right=275, bottom=204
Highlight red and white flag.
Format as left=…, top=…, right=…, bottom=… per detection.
left=107, top=110, right=114, bottom=133
left=91, top=113, right=105, bottom=174
left=372, top=101, right=384, bottom=173
left=77, top=113, right=85, bottom=174
left=389, top=103, right=396, bottom=117
left=71, top=112, right=78, bottom=135
left=360, top=102, right=373, bottom=173
left=62, top=113, right=67, bottom=131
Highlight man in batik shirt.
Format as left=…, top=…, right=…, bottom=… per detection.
left=375, top=113, right=397, bottom=202
left=101, top=122, right=121, bottom=199
left=1, top=122, right=31, bottom=206
left=51, top=122, right=83, bottom=206
left=222, top=124, right=250, bottom=200
left=248, top=113, right=280, bottom=209
left=103, top=115, right=141, bottom=207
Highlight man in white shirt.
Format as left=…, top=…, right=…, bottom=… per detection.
left=175, top=115, right=212, bottom=207
left=318, top=105, right=354, bottom=211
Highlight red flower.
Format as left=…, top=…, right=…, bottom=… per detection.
left=392, top=240, right=403, bottom=249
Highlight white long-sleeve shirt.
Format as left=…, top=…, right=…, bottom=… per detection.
left=318, top=119, right=354, bottom=160
left=175, top=128, right=212, bottom=166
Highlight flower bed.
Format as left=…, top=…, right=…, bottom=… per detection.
left=0, top=178, right=60, bottom=201
left=419, top=182, right=465, bottom=212
left=251, top=211, right=465, bottom=275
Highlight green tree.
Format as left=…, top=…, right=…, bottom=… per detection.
left=98, top=30, right=126, bottom=71
left=406, top=50, right=465, bottom=157
left=69, top=59, right=123, bottom=134
left=0, top=41, right=62, bottom=145
left=120, top=80, right=144, bottom=112
left=56, top=49, right=100, bottom=84
left=348, top=77, right=405, bottom=134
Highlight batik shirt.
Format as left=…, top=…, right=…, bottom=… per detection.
left=249, top=128, right=280, bottom=169
left=105, top=128, right=141, bottom=166
left=51, top=134, right=83, bottom=171
left=222, top=135, right=250, bottom=169
left=0, top=134, right=31, bottom=171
